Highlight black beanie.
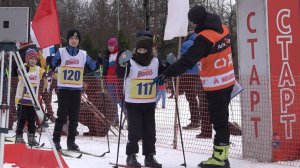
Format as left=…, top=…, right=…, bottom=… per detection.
left=67, top=29, right=81, bottom=43
left=188, top=5, right=208, bottom=24
left=136, top=36, right=153, bottom=50
left=136, top=30, right=153, bottom=38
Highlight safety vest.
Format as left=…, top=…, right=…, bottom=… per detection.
left=197, top=25, right=235, bottom=91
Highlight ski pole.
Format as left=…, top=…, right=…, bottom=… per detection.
left=172, top=77, right=187, bottom=167
left=114, top=63, right=128, bottom=168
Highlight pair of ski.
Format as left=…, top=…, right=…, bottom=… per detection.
left=109, top=163, right=152, bottom=168
left=58, top=149, right=105, bottom=159
left=34, top=145, right=104, bottom=158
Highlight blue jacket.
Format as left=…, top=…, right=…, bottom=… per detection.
left=52, top=45, right=99, bottom=90
left=181, top=33, right=199, bottom=74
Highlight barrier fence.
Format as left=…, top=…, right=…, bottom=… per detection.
left=7, top=75, right=300, bottom=167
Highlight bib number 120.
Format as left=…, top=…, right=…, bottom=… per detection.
left=63, top=69, right=81, bottom=81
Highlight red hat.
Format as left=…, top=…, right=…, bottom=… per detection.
left=25, top=48, right=39, bottom=62
left=107, top=37, right=118, bottom=47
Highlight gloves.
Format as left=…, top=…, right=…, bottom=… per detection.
left=97, top=57, right=103, bottom=65
left=46, top=56, right=54, bottom=66
left=119, top=50, right=133, bottom=67
left=153, top=73, right=168, bottom=86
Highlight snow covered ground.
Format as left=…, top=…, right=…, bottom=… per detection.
left=3, top=93, right=299, bottom=167
left=3, top=133, right=298, bottom=168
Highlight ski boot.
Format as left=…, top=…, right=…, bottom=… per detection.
left=28, top=133, right=39, bottom=146
left=67, top=140, right=79, bottom=151
left=16, top=134, right=25, bottom=144
left=54, top=141, right=62, bottom=151
left=144, top=153, right=162, bottom=168
left=198, top=145, right=230, bottom=168
left=126, top=154, right=141, bottom=167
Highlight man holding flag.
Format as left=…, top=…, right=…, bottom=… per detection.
left=154, top=5, right=235, bottom=168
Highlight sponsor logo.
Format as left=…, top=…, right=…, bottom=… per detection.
left=137, top=69, right=153, bottom=77
left=218, top=38, right=231, bottom=50
left=65, top=59, right=79, bottom=65
left=29, top=75, right=37, bottom=81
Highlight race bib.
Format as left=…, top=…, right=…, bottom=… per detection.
left=129, top=79, right=156, bottom=99
left=59, top=66, right=84, bottom=85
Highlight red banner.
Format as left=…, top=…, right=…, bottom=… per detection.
left=32, top=0, right=61, bottom=49
left=268, top=0, right=300, bottom=161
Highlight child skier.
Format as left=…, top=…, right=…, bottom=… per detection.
left=48, top=29, right=100, bottom=151
left=15, top=48, right=44, bottom=146
left=120, top=35, right=165, bottom=168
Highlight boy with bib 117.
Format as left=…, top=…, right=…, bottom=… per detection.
left=119, top=35, right=166, bottom=168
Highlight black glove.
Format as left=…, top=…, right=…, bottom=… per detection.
left=153, top=73, right=168, bottom=86
left=97, top=57, right=103, bottom=65
left=46, top=56, right=54, bottom=66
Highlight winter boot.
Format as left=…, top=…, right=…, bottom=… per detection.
left=183, top=122, right=200, bottom=130
left=67, top=140, right=79, bottom=151
left=144, top=154, right=162, bottom=168
left=16, top=134, right=25, bottom=144
left=196, top=133, right=212, bottom=139
left=126, top=154, right=141, bottom=167
left=198, top=145, right=230, bottom=168
left=27, top=133, right=39, bottom=146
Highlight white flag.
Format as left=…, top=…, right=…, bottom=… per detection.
left=42, top=45, right=56, bottom=58
left=30, top=22, right=40, bottom=48
left=164, top=0, right=189, bottom=40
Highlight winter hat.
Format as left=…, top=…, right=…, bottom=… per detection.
left=136, top=36, right=153, bottom=50
left=188, top=5, right=208, bottom=24
left=133, top=36, right=153, bottom=66
left=67, top=29, right=81, bottom=42
left=25, top=48, right=39, bottom=62
left=107, top=37, right=118, bottom=47
left=136, top=30, right=153, bottom=38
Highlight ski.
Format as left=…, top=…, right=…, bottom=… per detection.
left=31, top=146, right=82, bottom=159
left=27, top=142, right=45, bottom=148
left=38, top=143, right=45, bottom=148
left=109, top=162, right=152, bottom=168
left=72, top=150, right=105, bottom=157
left=59, top=150, right=82, bottom=159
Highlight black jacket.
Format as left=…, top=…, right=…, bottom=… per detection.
left=164, top=13, right=225, bottom=77
left=102, top=50, right=126, bottom=78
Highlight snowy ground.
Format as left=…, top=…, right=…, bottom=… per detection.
left=3, top=132, right=298, bottom=168
left=2, top=93, right=299, bottom=167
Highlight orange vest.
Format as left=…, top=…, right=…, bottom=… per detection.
left=197, top=25, right=235, bottom=91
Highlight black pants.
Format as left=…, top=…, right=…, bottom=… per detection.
left=206, top=86, right=233, bottom=146
left=53, top=89, right=81, bottom=143
left=16, top=105, right=36, bottom=134
left=125, top=102, right=156, bottom=155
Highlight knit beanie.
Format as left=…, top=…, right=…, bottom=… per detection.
left=107, top=37, right=118, bottom=47
left=188, top=5, right=208, bottom=24
left=67, top=29, right=81, bottom=43
left=25, top=48, right=39, bottom=62
left=136, top=30, right=153, bottom=38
